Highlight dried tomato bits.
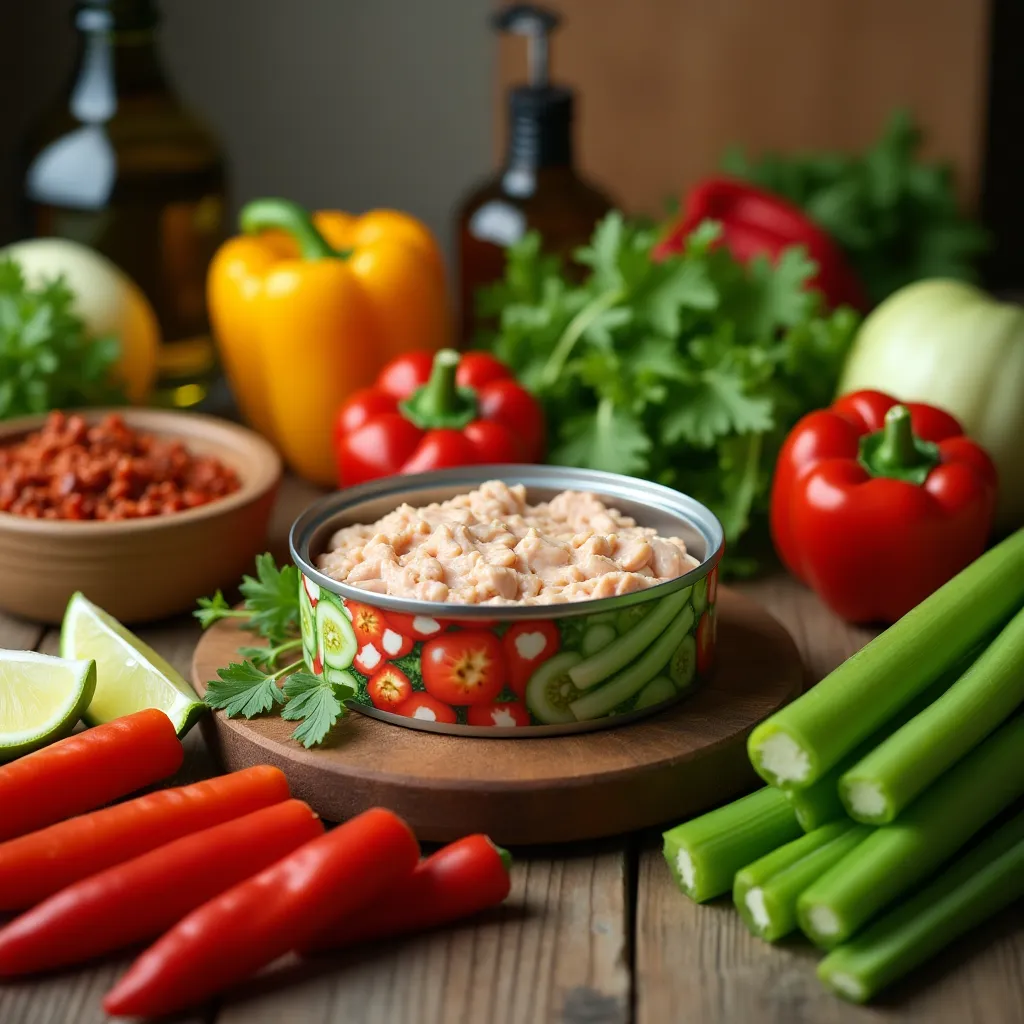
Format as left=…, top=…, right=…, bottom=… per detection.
left=0, top=412, right=241, bottom=521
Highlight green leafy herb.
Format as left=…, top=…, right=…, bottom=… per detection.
left=203, top=661, right=287, bottom=719
left=281, top=672, right=354, bottom=748
left=196, top=554, right=346, bottom=747
left=721, top=109, right=988, bottom=305
left=193, top=554, right=300, bottom=645
left=478, top=215, right=859, bottom=573
left=238, top=554, right=301, bottom=644
left=0, top=257, right=123, bottom=419
left=194, top=591, right=237, bottom=629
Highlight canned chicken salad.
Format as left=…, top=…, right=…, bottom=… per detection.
left=289, top=466, right=723, bottom=736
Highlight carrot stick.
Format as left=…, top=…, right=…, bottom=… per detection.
left=0, top=709, right=182, bottom=843
left=0, top=764, right=290, bottom=910
left=0, top=799, right=323, bottom=977
left=304, top=834, right=512, bottom=952
left=104, top=808, right=420, bottom=1018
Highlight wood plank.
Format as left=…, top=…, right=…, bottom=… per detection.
left=0, top=611, right=44, bottom=658
left=635, top=856, right=1023, bottom=1024
left=497, top=0, right=989, bottom=215
left=635, top=574, right=1024, bottom=1024
left=216, top=842, right=632, bottom=1024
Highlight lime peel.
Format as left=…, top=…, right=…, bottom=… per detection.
left=0, top=650, right=96, bottom=759
left=60, top=592, right=206, bottom=736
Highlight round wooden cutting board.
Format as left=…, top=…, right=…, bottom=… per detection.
left=192, top=586, right=802, bottom=844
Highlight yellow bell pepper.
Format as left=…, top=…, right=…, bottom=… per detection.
left=207, top=198, right=450, bottom=485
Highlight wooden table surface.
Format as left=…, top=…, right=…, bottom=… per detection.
left=1, top=479, right=1021, bottom=1024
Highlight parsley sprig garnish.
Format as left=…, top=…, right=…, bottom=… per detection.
left=0, top=258, right=124, bottom=418
left=195, top=554, right=353, bottom=748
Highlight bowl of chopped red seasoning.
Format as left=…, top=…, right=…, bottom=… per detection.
left=0, top=409, right=281, bottom=624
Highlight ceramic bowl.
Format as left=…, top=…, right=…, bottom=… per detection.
left=290, top=465, right=724, bottom=737
left=0, top=408, right=282, bottom=625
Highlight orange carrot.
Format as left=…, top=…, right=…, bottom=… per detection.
left=0, top=764, right=290, bottom=910
left=0, top=800, right=323, bottom=976
left=0, top=709, right=182, bottom=843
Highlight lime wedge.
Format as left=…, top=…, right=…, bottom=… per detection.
left=60, top=593, right=206, bottom=736
left=0, top=650, right=96, bottom=759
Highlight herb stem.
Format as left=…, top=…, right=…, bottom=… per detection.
left=268, top=658, right=305, bottom=683
left=539, top=286, right=625, bottom=387
left=261, top=638, right=304, bottom=668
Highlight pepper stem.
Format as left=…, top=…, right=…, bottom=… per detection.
left=858, top=405, right=941, bottom=487
left=239, top=198, right=350, bottom=261
left=399, top=349, right=479, bottom=430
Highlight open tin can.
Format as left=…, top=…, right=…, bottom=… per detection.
left=290, top=466, right=724, bottom=737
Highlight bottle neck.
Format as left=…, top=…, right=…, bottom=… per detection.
left=70, top=0, right=167, bottom=120
left=505, top=112, right=573, bottom=172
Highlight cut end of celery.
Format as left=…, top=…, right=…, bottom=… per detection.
left=805, top=904, right=842, bottom=942
left=752, top=730, right=812, bottom=786
left=745, top=887, right=770, bottom=934
left=843, top=778, right=890, bottom=823
left=821, top=969, right=868, bottom=1003
left=675, top=848, right=696, bottom=895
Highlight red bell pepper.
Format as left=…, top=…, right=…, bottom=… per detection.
left=334, top=349, right=545, bottom=486
left=655, top=177, right=869, bottom=312
left=770, top=390, right=998, bottom=624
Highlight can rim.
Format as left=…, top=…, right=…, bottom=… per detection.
left=289, top=464, right=725, bottom=621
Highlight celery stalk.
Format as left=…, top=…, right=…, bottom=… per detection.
left=734, top=821, right=871, bottom=941
left=785, top=672, right=965, bottom=832
left=662, top=787, right=802, bottom=903
left=785, top=773, right=847, bottom=832
left=841, top=605, right=1024, bottom=823
left=797, top=714, right=1024, bottom=947
left=818, top=810, right=1024, bottom=1003
left=748, top=528, right=1024, bottom=789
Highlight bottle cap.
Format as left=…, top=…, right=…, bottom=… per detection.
left=495, top=4, right=574, bottom=168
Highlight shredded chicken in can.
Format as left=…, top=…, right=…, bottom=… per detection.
left=317, top=480, right=699, bottom=605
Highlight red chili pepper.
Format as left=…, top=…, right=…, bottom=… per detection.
left=303, top=834, right=512, bottom=953
left=0, top=765, right=290, bottom=911
left=0, top=800, right=323, bottom=977
left=654, top=177, right=869, bottom=312
left=103, top=807, right=420, bottom=1018
left=334, top=349, right=545, bottom=485
left=0, top=709, right=182, bottom=843
left=770, top=389, right=998, bottom=624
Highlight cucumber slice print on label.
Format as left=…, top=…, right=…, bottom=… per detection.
left=526, top=651, right=583, bottom=724
left=324, top=667, right=359, bottom=696
left=635, top=675, right=676, bottom=710
left=316, top=600, right=357, bottom=670
left=581, top=622, right=617, bottom=657
left=615, top=602, right=651, bottom=636
left=300, top=593, right=316, bottom=654
left=691, top=575, right=708, bottom=615
left=669, top=634, right=697, bottom=690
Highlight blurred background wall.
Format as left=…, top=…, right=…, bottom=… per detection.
left=0, top=0, right=495, bottom=261
left=0, top=0, right=1018, bottom=281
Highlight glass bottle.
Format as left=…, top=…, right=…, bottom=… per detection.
left=456, top=4, right=614, bottom=345
left=23, top=0, right=227, bottom=407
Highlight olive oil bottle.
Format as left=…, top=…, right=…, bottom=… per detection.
left=23, top=0, right=227, bottom=407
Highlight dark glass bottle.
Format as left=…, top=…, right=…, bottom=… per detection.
left=23, top=0, right=227, bottom=407
left=456, top=5, right=614, bottom=345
